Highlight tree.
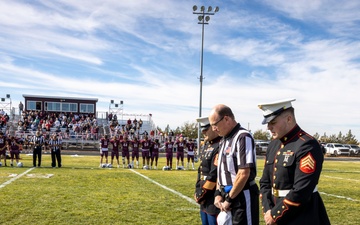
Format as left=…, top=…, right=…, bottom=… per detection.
left=344, top=129, right=358, bottom=144
left=253, top=129, right=270, bottom=141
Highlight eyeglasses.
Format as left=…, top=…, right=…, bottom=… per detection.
left=210, top=116, right=225, bottom=127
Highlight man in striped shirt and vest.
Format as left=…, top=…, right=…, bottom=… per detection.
left=209, top=104, right=259, bottom=225
left=31, top=130, right=45, bottom=167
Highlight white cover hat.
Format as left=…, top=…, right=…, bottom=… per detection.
left=196, top=117, right=210, bottom=131
left=258, top=98, right=296, bottom=124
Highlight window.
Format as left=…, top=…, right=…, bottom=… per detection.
left=45, top=102, right=77, bottom=112
left=80, top=103, right=94, bottom=113
left=46, top=102, right=61, bottom=111
left=27, top=101, right=42, bottom=111
left=61, top=103, right=77, bottom=112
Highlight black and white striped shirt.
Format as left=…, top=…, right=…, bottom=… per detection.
left=217, top=124, right=257, bottom=186
left=48, top=138, right=62, bottom=151
left=31, top=135, right=45, bottom=145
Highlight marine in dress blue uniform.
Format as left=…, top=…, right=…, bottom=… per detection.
left=258, top=99, right=330, bottom=225
left=194, top=117, right=221, bottom=225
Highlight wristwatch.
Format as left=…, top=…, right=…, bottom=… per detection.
left=225, top=193, right=233, bottom=203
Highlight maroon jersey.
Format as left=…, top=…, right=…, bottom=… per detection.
left=152, top=142, right=160, bottom=153
left=120, top=140, right=130, bottom=151
left=141, top=140, right=152, bottom=151
left=100, top=138, right=110, bottom=149
left=0, top=136, right=7, bottom=149
left=165, top=141, right=174, bottom=154
left=186, top=142, right=195, bottom=155
left=132, top=140, right=140, bottom=152
left=110, top=139, right=120, bottom=151
left=175, top=141, right=186, bottom=152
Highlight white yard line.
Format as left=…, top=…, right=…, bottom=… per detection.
left=322, top=175, right=360, bottom=182
left=0, top=167, right=35, bottom=189
left=130, top=169, right=198, bottom=206
left=320, top=192, right=359, bottom=202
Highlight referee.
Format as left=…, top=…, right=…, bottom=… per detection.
left=209, top=104, right=259, bottom=225
left=31, top=130, right=45, bottom=167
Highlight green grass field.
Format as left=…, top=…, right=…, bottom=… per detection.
left=1, top=154, right=359, bottom=225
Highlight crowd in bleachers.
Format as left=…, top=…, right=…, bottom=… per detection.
left=108, top=114, right=145, bottom=139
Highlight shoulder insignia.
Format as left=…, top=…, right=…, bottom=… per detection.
left=300, top=152, right=316, bottom=174
left=214, top=153, right=218, bottom=166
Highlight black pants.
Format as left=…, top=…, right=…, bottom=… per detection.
left=222, top=184, right=259, bottom=225
left=33, top=146, right=42, bottom=167
left=51, top=149, right=62, bottom=167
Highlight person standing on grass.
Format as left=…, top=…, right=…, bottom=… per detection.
left=140, top=135, right=152, bottom=169
left=31, top=130, right=45, bottom=167
left=175, top=136, right=186, bottom=169
left=209, top=104, right=259, bottom=225
left=48, top=133, right=62, bottom=168
left=8, top=136, right=21, bottom=167
left=131, top=137, right=140, bottom=168
left=150, top=139, right=160, bottom=169
left=194, top=117, right=221, bottom=225
left=258, top=99, right=330, bottom=225
left=0, top=131, right=7, bottom=166
left=110, top=135, right=121, bottom=168
left=164, top=138, right=174, bottom=169
left=120, top=136, right=131, bottom=168
left=186, top=138, right=196, bottom=170
left=99, top=134, right=110, bottom=167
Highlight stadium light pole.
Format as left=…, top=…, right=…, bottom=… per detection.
left=193, top=5, right=219, bottom=154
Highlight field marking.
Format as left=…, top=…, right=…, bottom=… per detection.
left=130, top=169, right=198, bottom=206
left=0, top=168, right=35, bottom=189
left=322, top=175, right=360, bottom=182
left=320, top=192, right=359, bottom=202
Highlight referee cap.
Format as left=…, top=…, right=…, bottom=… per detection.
left=196, top=117, right=210, bottom=132
left=258, top=98, right=296, bottom=124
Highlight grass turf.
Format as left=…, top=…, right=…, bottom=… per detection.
left=0, top=154, right=359, bottom=225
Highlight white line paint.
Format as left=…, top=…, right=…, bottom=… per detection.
left=320, top=192, right=359, bottom=202
left=0, top=168, right=35, bottom=189
left=130, top=169, right=198, bottom=206
left=323, top=175, right=360, bottom=182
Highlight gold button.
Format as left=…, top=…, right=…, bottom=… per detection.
left=277, top=211, right=280, bottom=214
left=266, top=160, right=269, bottom=163
left=283, top=163, right=286, bottom=166
left=274, top=167, right=277, bottom=171
left=273, top=183, right=276, bottom=188
left=273, top=215, right=276, bottom=219
left=275, top=159, right=278, bottom=163
left=277, top=151, right=280, bottom=155
left=282, top=206, right=285, bottom=209
left=273, top=175, right=276, bottom=180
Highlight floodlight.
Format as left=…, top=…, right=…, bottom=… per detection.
left=115, top=104, right=118, bottom=107
left=200, top=6, right=205, bottom=12
left=110, top=100, right=114, bottom=104
left=205, top=16, right=210, bottom=22
left=6, top=94, right=10, bottom=98
left=208, top=6, right=212, bottom=12
left=214, top=6, right=219, bottom=12
left=1, top=98, right=4, bottom=102
left=198, top=15, right=203, bottom=22
left=120, top=100, right=123, bottom=104
left=193, top=5, right=198, bottom=11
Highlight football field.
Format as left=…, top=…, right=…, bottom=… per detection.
left=1, top=154, right=359, bottom=225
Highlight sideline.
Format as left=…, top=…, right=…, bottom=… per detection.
left=0, top=167, right=35, bottom=189
left=130, top=169, right=198, bottom=206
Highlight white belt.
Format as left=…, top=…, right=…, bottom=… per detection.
left=272, top=185, right=318, bottom=197
left=200, top=175, right=207, bottom=181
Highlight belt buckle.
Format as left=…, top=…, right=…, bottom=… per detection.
left=273, top=189, right=279, bottom=197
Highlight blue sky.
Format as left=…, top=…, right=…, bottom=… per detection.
left=0, top=0, right=359, bottom=139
